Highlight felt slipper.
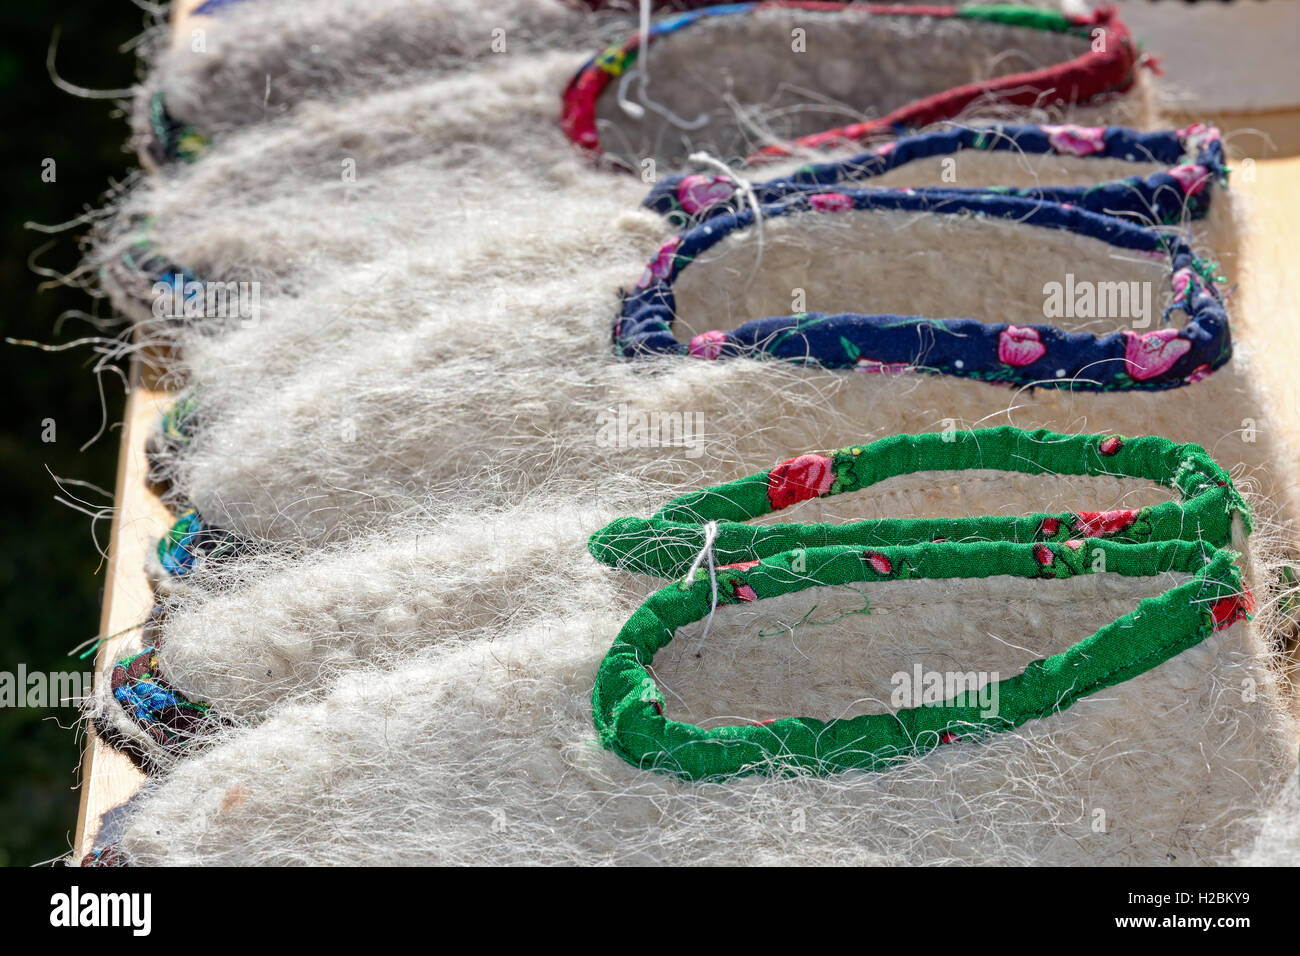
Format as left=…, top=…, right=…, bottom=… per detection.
left=618, top=188, right=1227, bottom=390
left=595, top=538, right=1251, bottom=778
left=589, top=428, right=1257, bottom=779
left=563, top=2, right=1146, bottom=169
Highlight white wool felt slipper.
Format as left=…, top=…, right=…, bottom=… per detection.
left=115, top=432, right=1296, bottom=786
left=565, top=2, right=1155, bottom=170
left=97, top=49, right=647, bottom=336
left=92, top=549, right=1296, bottom=865
left=136, top=0, right=622, bottom=165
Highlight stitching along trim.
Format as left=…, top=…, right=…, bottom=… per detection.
left=616, top=189, right=1229, bottom=390
left=562, top=2, right=1141, bottom=166
left=645, top=123, right=1226, bottom=228
left=589, top=427, right=1254, bottom=779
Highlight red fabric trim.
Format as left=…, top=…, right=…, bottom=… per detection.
left=763, top=6, right=1138, bottom=157
left=561, top=3, right=1141, bottom=165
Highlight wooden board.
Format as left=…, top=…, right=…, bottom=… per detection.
left=71, top=2, right=1300, bottom=857
left=71, top=379, right=170, bottom=859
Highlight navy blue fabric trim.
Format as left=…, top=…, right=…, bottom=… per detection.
left=192, top=0, right=257, bottom=15
left=617, top=189, right=1230, bottom=392
left=644, top=124, right=1226, bottom=227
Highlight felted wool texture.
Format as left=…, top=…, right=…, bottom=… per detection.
left=153, top=200, right=1293, bottom=549
left=588, top=5, right=1151, bottom=168
left=144, top=393, right=198, bottom=507
left=145, top=0, right=1115, bottom=164
left=1235, top=774, right=1300, bottom=866
left=97, top=49, right=646, bottom=337
left=89, top=53, right=1222, bottom=548
left=89, top=503, right=632, bottom=771
left=670, top=208, right=1172, bottom=340
left=95, top=9, right=1160, bottom=342
left=125, top=465, right=1295, bottom=805
left=100, top=548, right=1296, bottom=865
left=134, top=0, right=626, bottom=163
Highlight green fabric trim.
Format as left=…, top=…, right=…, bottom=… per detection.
left=956, top=5, right=1076, bottom=34
left=588, top=428, right=1249, bottom=579
left=592, top=541, right=1247, bottom=780
left=589, top=427, right=1253, bottom=780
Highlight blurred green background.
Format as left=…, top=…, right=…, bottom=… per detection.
left=0, top=2, right=145, bottom=865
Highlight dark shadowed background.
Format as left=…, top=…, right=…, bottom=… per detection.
left=0, top=1, right=145, bottom=865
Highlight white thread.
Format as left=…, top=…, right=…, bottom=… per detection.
left=684, top=520, right=719, bottom=657
left=616, top=0, right=709, bottom=130
left=687, top=150, right=765, bottom=284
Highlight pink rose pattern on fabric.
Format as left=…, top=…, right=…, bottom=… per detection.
left=637, top=236, right=683, bottom=289
left=1169, top=163, right=1210, bottom=197
left=998, top=326, right=1047, bottom=366
left=766, top=454, right=835, bottom=510
left=1074, top=510, right=1138, bottom=537
left=863, top=551, right=893, bottom=575
left=678, top=174, right=734, bottom=215
left=1123, top=329, right=1191, bottom=380
left=1171, top=267, right=1197, bottom=301
left=1043, top=124, right=1106, bottom=157
left=1177, top=123, right=1220, bottom=153
left=688, top=330, right=727, bottom=360
left=808, top=192, right=854, bottom=212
